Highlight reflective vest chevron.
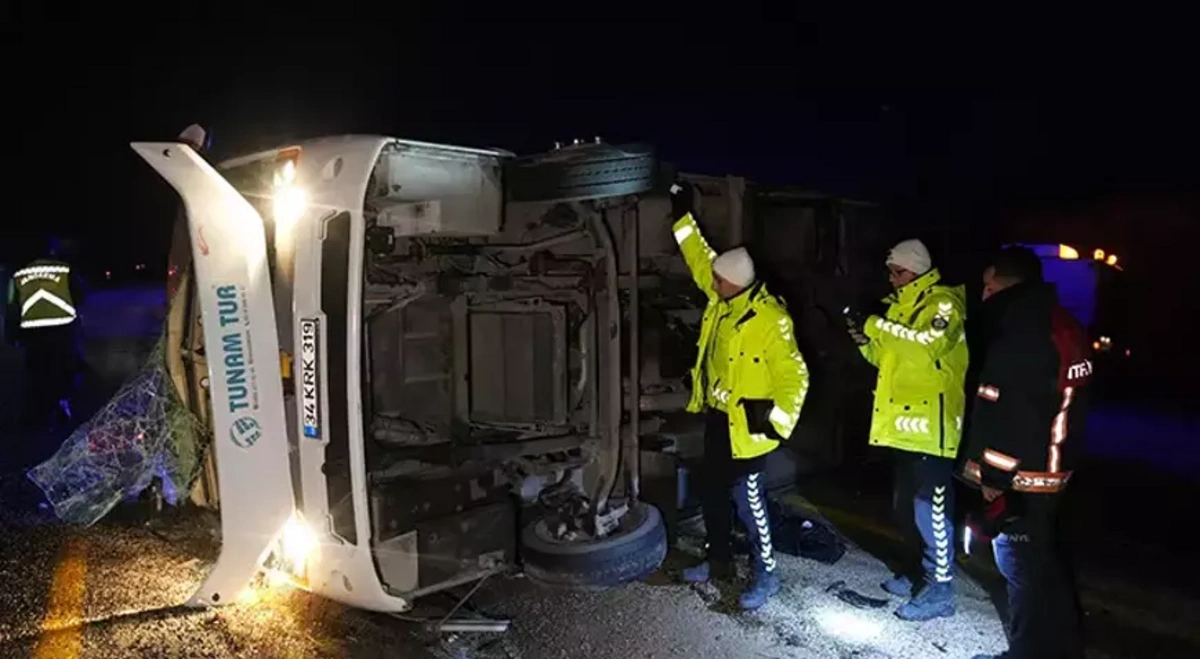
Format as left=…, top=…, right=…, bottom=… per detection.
left=12, top=259, right=77, bottom=329
left=858, top=268, right=969, bottom=458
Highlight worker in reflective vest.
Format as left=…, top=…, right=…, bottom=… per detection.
left=8, top=237, right=85, bottom=432
left=847, top=238, right=969, bottom=621
left=670, top=181, right=811, bottom=612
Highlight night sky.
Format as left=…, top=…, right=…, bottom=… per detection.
left=4, top=22, right=1196, bottom=400
left=11, top=27, right=1199, bottom=347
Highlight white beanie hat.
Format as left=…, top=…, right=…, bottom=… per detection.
left=712, top=247, right=756, bottom=288
left=886, top=239, right=932, bottom=275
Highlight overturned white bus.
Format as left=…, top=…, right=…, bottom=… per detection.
left=139, top=134, right=886, bottom=612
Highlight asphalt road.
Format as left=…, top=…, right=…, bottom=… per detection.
left=4, top=459, right=1197, bottom=659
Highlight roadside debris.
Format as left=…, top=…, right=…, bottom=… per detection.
left=26, top=338, right=207, bottom=526
left=824, top=580, right=889, bottom=610
left=768, top=500, right=847, bottom=565
left=438, top=619, right=512, bottom=634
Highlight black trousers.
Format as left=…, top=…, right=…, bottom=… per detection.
left=993, top=492, right=1084, bottom=659
left=22, top=326, right=80, bottom=431
left=700, top=410, right=768, bottom=565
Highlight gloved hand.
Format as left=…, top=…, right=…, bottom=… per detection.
left=669, top=181, right=696, bottom=221
left=843, top=306, right=869, bottom=345
left=740, top=398, right=785, bottom=440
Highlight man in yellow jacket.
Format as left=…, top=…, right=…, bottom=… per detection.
left=849, top=239, right=969, bottom=621
left=671, top=182, right=810, bottom=611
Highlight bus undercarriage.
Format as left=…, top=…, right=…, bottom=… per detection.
left=141, top=135, right=885, bottom=610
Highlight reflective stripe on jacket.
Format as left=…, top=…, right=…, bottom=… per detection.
left=13, top=258, right=77, bottom=329
left=673, top=213, right=810, bottom=460
left=959, top=283, right=1092, bottom=493
left=859, top=268, right=968, bottom=458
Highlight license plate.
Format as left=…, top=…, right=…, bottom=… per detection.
left=299, top=318, right=321, bottom=438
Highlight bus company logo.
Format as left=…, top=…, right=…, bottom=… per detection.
left=217, top=283, right=261, bottom=448
left=229, top=416, right=262, bottom=448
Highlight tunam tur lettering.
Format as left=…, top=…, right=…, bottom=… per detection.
left=217, top=285, right=250, bottom=413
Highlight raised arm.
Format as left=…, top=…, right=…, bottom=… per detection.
left=669, top=182, right=718, bottom=298
left=672, top=212, right=718, bottom=298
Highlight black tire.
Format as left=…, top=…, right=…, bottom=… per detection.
left=520, top=501, right=667, bottom=590
left=505, top=143, right=657, bottom=203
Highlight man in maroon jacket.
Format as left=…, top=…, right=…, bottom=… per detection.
left=961, top=246, right=1091, bottom=659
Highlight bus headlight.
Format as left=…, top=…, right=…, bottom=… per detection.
left=273, top=185, right=308, bottom=229
left=279, top=513, right=318, bottom=576
left=273, top=149, right=307, bottom=231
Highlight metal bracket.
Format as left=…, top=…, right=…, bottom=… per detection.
left=593, top=501, right=629, bottom=538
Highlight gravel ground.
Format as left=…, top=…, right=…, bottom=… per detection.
left=4, top=437, right=1196, bottom=658
left=3, top=468, right=1198, bottom=658
left=462, top=548, right=1007, bottom=659
left=0, top=467, right=1012, bottom=659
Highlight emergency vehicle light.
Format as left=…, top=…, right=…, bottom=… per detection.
left=1058, top=244, right=1079, bottom=260
left=1093, top=248, right=1105, bottom=260
left=1106, top=254, right=1118, bottom=266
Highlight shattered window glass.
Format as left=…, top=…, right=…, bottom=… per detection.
left=27, top=336, right=208, bottom=526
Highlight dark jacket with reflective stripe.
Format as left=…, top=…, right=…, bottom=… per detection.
left=960, top=282, right=1092, bottom=493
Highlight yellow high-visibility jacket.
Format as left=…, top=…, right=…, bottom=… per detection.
left=860, top=269, right=969, bottom=458
left=673, top=213, right=810, bottom=460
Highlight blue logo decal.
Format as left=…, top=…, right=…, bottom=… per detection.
left=230, top=416, right=262, bottom=449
